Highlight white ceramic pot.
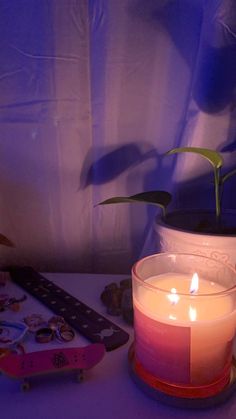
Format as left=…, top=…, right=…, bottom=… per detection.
left=154, top=210, right=236, bottom=270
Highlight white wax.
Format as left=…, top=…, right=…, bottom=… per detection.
left=139, top=273, right=234, bottom=323
left=134, top=272, right=236, bottom=385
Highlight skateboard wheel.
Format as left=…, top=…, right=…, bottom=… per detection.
left=21, top=380, right=30, bottom=392
left=75, top=369, right=84, bottom=383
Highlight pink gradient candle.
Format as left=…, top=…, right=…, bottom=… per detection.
left=132, top=253, right=236, bottom=394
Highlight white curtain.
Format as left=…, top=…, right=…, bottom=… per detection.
left=0, top=0, right=235, bottom=273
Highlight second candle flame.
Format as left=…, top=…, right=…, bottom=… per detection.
left=190, top=272, right=199, bottom=294
left=189, top=273, right=199, bottom=321
left=167, top=287, right=180, bottom=305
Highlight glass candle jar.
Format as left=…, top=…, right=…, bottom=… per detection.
left=132, top=253, right=236, bottom=398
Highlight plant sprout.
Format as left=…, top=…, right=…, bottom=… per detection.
left=99, top=147, right=236, bottom=226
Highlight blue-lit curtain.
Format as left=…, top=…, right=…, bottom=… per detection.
left=0, top=0, right=235, bottom=273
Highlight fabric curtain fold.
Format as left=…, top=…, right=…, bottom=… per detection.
left=0, top=0, right=235, bottom=273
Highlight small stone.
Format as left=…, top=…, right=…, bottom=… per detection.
left=100, top=279, right=133, bottom=323
left=120, top=278, right=132, bottom=289
left=100, top=290, right=110, bottom=306
left=100, top=283, right=119, bottom=307
left=106, top=289, right=122, bottom=316
left=121, top=288, right=133, bottom=325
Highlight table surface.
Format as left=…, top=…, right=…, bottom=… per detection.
left=0, top=272, right=235, bottom=419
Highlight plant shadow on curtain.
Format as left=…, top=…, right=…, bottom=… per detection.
left=0, top=0, right=236, bottom=274
left=86, top=0, right=236, bottom=272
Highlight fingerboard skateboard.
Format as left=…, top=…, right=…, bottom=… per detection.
left=0, top=343, right=105, bottom=390
left=9, top=266, right=129, bottom=351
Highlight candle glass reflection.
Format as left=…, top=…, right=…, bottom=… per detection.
left=132, top=253, right=236, bottom=398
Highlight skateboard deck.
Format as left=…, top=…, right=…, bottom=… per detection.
left=0, top=343, right=105, bottom=389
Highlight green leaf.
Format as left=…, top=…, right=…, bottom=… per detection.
left=166, top=147, right=223, bottom=169
left=0, top=233, right=14, bottom=247
left=98, top=191, right=172, bottom=215
left=166, top=147, right=223, bottom=218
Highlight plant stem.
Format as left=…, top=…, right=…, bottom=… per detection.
left=214, top=168, right=221, bottom=222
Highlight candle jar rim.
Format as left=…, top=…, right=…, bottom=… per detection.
left=132, top=252, right=236, bottom=298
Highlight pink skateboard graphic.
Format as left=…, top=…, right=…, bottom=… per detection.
left=0, top=343, right=105, bottom=390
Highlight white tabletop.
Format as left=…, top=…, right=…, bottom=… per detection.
left=0, top=273, right=235, bottom=419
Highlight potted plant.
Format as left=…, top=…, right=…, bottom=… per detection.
left=99, top=147, right=236, bottom=269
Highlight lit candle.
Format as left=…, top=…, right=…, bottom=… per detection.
left=133, top=272, right=236, bottom=386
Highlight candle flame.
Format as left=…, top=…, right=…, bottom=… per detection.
left=190, top=273, right=199, bottom=294
left=167, top=287, right=180, bottom=305
left=189, top=305, right=197, bottom=321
